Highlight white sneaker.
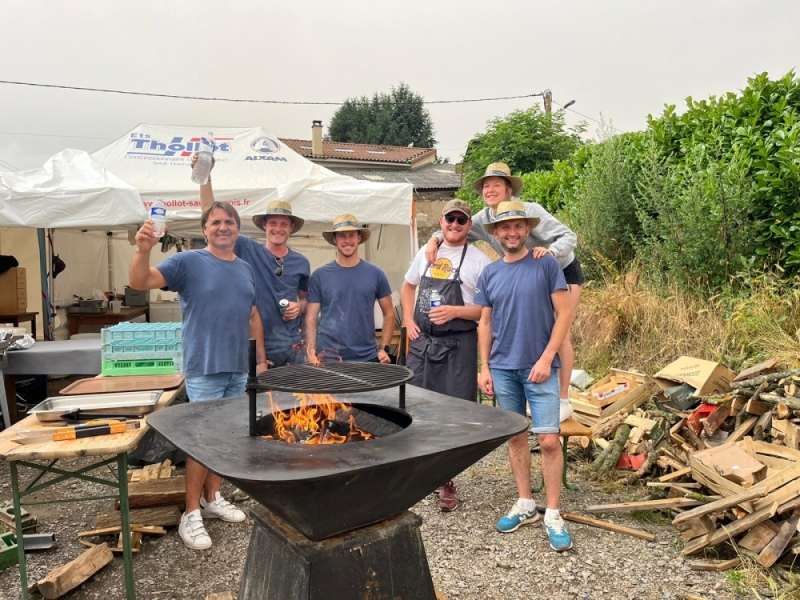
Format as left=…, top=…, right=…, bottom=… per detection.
left=559, top=401, right=574, bottom=423
left=200, top=491, right=246, bottom=523
left=179, top=509, right=212, bottom=550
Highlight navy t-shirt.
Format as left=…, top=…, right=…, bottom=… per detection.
left=474, top=253, right=567, bottom=370
left=234, top=236, right=310, bottom=353
left=156, top=250, right=256, bottom=378
left=307, top=260, right=392, bottom=362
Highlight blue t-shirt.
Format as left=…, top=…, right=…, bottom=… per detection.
left=234, top=236, right=310, bottom=353
left=157, top=250, right=256, bottom=378
left=307, top=260, right=392, bottom=362
left=474, top=253, right=567, bottom=370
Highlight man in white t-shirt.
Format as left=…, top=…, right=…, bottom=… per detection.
left=401, top=199, right=491, bottom=511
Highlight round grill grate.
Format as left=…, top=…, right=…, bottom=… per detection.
left=253, top=362, right=413, bottom=394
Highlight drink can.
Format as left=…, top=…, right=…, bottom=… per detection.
left=279, top=299, right=290, bottom=315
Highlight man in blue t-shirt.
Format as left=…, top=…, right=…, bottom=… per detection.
left=129, top=202, right=267, bottom=552
left=306, top=214, right=394, bottom=363
left=196, top=156, right=311, bottom=368
left=474, top=201, right=574, bottom=552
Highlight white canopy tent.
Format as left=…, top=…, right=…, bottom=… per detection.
left=0, top=125, right=416, bottom=337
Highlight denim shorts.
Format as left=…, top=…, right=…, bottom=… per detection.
left=491, top=369, right=560, bottom=434
left=185, top=372, right=247, bottom=403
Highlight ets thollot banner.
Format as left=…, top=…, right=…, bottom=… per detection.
left=90, top=124, right=412, bottom=238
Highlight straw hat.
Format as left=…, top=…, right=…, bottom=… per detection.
left=252, top=200, right=305, bottom=233
left=483, top=200, right=540, bottom=233
left=472, top=162, right=523, bottom=197
left=322, top=214, right=371, bottom=245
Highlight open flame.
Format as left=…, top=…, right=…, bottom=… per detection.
left=262, top=392, right=376, bottom=444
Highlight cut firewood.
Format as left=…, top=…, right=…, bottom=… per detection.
left=93, top=505, right=181, bottom=529
left=36, top=543, right=113, bottom=599
left=703, top=404, right=731, bottom=437
left=732, top=368, right=800, bottom=390
left=753, top=410, right=773, bottom=441
left=116, top=531, right=142, bottom=552
left=586, top=497, right=704, bottom=514
left=757, top=510, right=800, bottom=567
left=617, top=441, right=657, bottom=485
left=555, top=511, right=655, bottom=541
left=734, top=358, right=779, bottom=382
left=760, top=394, right=800, bottom=410
left=688, top=557, right=741, bottom=572
left=115, top=476, right=185, bottom=510
left=591, top=411, right=628, bottom=440
left=681, top=424, right=705, bottom=451
left=776, top=403, right=791, bottom=420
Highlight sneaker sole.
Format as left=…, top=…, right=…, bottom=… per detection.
left=201, top=511, right=246, bottom=523
left=496, top=513, right=540, bottom=533
left=549, top=540, right=574, bottom=552
left=439, top=502, right=459, bottom=513
left=179, top=530, right=212, bottom=550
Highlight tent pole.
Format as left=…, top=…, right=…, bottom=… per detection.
left=37, top=229, right=53, bottom=341
left=107, top=231, right=114, bottom=294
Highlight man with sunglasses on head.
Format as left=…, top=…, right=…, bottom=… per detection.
left=400, top=199, right=491, bottom=512
left=195, top=155, right=310, bottom=368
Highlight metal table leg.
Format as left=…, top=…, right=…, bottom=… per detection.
left=117, top=452, right=136, bottom=600
left=10, top=462, right=29, bottom=600
left=0, top=366, right=11, bottom=429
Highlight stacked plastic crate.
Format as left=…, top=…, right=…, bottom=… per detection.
left=100, top=322, right=182, bottom=376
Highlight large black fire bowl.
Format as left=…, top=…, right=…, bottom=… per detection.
left=146, top=386, right=528, bottom=540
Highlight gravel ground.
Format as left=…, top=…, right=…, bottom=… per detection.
left=0, top=438, right=738, bottom=600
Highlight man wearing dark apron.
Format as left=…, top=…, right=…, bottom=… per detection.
left=401, top=199, right=491, bottom=511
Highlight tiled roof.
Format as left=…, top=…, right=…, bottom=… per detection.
left=280, top=138, right=436, bottom=165
left=329, top=162, right=463, bottom=190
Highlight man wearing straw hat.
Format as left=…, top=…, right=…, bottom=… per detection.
left=426, top=163, right=582, bottom=423
left=475, top=200, right=574, bottom=551
left=196, top=156, right=311, bottom=368
left=305, top=214, right=395, bottom=364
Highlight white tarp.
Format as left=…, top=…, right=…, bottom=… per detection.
left=0, top=149, right=146, bottom=228
left=90, top=124, right=413, bottom=238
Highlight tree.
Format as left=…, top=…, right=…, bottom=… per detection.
left=328, top=83, right=437, bottom=148
left=459, top=105, right=587, bottom=203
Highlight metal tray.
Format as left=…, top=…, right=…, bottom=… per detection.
left=29, top=391, right=163, bottom=422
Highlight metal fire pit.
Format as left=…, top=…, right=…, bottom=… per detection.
left=147, top=386, right=527, bottom=540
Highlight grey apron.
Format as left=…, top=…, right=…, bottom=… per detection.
left=407, top=244, right=478, bottom=402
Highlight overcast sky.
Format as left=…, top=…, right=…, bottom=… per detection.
left=0, top=1, right=798, bottom=171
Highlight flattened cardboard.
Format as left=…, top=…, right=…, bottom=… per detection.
left=694, top=444, right=767, bottom=486
left=654, top=356, right=736, bottom=397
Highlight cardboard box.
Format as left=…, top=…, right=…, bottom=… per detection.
left=0, top=267, right=27, bottom=312
left=694, top=445, right=767, bottom=487
left=653, top=356, right=736, bottom=397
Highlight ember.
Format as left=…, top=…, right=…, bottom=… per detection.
left=262, top=392, right=377, bottom=444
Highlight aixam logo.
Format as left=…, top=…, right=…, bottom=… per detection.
left=250, top=137, right=281, bottom=153
left=246, top=136, right=288, bottom=162
left=127, top=133, right=233, bottom=157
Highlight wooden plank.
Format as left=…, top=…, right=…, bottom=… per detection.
left=682, top=502, right=778, bottom=556
left=703, top=404, right=731, bottom=436
left=688, top=557, right=742, bottom=572
left=600, top=383, right=651, bottom=418
left=757, top=511, right=800, bottom=567
left=744, top=399, right=770, bottom=416
left=689, top=455, right=746, bottom=499
left=558, top=511, right=655, bottom=541
left=754, top=454, right=794, bottom=472
left=94, top=505, right=181, bottom=529
left=586, top=497, right=703, bottom=514
left=734, top=358, right=779, bottom=382
left=785, top=423, right=800, bottom=450
left=624, top=415, right=658, bottom=432
left=658, top=466, right=691, bottom=482
left=647, top=482, right=702, bottom=490
left=36, top=543, right=114, bottom=599
left=672, top=486, right=768, bottom=527
left=747, top=440, right=800, bottom=462
left=205, top=593, right=234, bottom=600
left=738, top=521, right=780, bottom=553
left=755, top=478, right=800, bottom=513
left=724, top=417, right=758, bottom=445
left=115, top=476, right=185, bottom=510
left=742, top=436, right=756, bottom=458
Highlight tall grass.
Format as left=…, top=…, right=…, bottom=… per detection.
left=573, top=265, right=800, bottom=376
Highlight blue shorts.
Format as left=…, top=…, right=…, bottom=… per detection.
left=491, top=369, right=560, bottom=434
left=185, top=372, right=247, bottom=403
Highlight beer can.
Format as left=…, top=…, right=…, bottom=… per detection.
left=279, top=299, right=290, bottom=316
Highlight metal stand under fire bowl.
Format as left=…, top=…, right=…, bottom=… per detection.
left=240, top=506, right=436, bottom=600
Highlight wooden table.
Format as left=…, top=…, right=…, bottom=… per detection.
left=0, top=384, right=183, bottom=600
left=69, top=306, right=150, bottom=336
left=0, top=311, right=38, bottom=340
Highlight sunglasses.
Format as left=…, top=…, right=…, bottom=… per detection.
left=274, top=256, right=284, bottom=277
left=444, top=214, right=469, bottom=226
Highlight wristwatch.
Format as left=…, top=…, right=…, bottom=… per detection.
left=382, top=345, right=391, bottom=353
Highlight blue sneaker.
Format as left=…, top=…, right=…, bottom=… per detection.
left=495, top=500, right=539, bottom=533
left=544, top=515, right=573, bottom=551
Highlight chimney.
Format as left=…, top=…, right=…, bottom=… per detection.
left=311, top=120, right=323, bottom=157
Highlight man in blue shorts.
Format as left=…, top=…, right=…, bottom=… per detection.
left=475, top=200, right=574, bottom=551
left=196, top=156, right=311, bottom=368
left=306, top=214, right=395, bottom=364
left=129, top=201, right=267, bottom=551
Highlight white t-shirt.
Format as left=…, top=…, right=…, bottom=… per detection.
left=404, top=242, right=492, bottom=306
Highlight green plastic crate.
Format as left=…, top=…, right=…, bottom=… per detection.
left=0, top=532, right=18, bottom=570
left=101, top=359, right=179, bottom=377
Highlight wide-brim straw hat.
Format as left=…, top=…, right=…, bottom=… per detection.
left=472, top=162, right=523, bottom=197
left=252, top=201, right=305, bottom=233
left=322, top=213, right=371, bottom=246
left=483, top=200, right=540, bottom=233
